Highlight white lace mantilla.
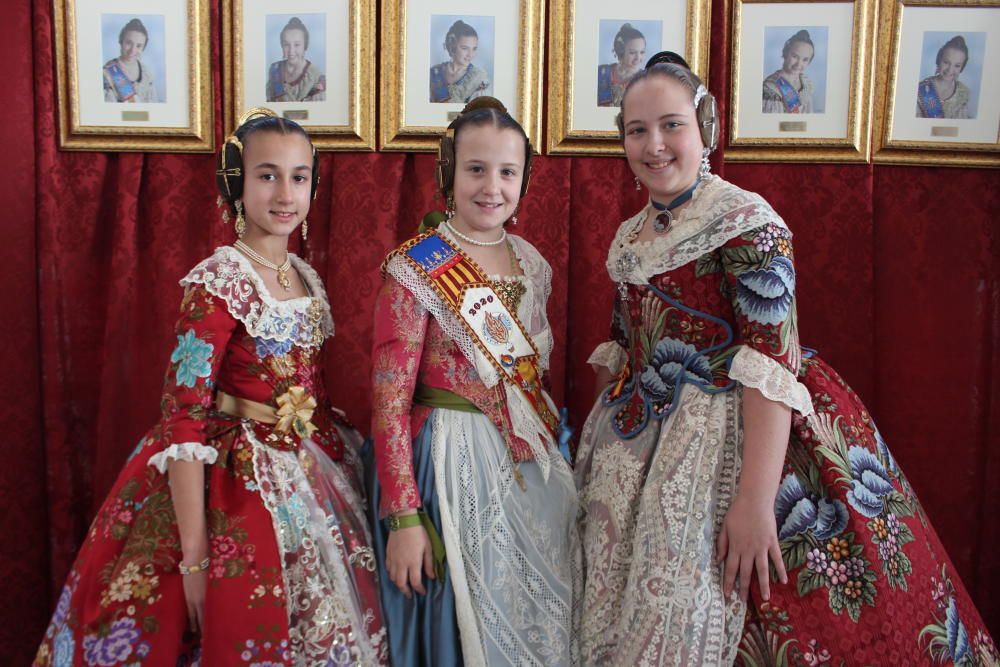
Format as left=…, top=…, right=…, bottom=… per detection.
left=729, top=346, right=814, bottom=415
left=607, top=175, right=791, bottom=285
left=384, top=231, right=559, bottom=473
left=147, top=442, right=218, bottom=472
left=180, top=246, right=334, bottom=348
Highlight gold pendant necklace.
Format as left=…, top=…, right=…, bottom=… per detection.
left=234, top=240, right=292, bottom=290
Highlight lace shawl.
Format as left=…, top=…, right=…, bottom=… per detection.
left=180, top=246, right=334, bottom=348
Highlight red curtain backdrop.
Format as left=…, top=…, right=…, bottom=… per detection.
left=3, top=0, right=997, bottom=662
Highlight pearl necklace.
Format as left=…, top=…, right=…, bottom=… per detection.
left=234, top=240, right=292, bottom=291
left=443, top=221, right=507, bottom=247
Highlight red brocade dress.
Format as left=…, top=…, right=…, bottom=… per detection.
left=575, top=175, right=996, bottom=666
left=33, top=247, right=387, bottom=667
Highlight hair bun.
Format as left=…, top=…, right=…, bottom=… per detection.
left=460, top=96, right=508, bottom=115
left=645, top=51, right=691, bottom=70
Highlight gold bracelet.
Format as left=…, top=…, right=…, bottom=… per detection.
left=178, top=557, right=211, bottom=575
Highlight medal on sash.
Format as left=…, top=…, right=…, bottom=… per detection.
left=391, top=230, right=561, bottom=440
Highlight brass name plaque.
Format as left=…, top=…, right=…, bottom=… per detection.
left=779, top=121, right=807, bottom=132
left=930, top=126, right=959, bottom=137
left=283, top=110, right=309, bottom=121
left=121, top=111, right=149, bottom=121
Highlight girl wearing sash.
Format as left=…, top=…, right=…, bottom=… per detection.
left=576, top=53, right=995, bottom=665
left=102, top=18, right=158, bottom=104
left=916, top=35, right=972, bottom=119
left=369, top=97, right=580, bottom=666
left=762, top=30, right=814, bottom=114
left=33, top=109, right=387, bottom=666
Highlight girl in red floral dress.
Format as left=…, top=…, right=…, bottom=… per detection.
left=33, top=109, right=387, bottom=666
left=575, top=53, right=996, bottom=666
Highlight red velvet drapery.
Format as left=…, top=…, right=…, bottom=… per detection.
left=3, top=0, right=997, bottom=661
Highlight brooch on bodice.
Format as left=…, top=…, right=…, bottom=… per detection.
left=490, top=278, right=527, bottom=313
left=616, top=250, right=640, bottom=278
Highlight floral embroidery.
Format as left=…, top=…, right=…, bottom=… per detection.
left=52, top=625, right=75, bottom=667
left=170, top=329, right=214, bottom=387
left=254, top=335, right=294, bottom=358
left=207, top=508, right=254, bottom=580
left=81, top=616, right=143, bottom=666
left=920, top=566, right=998, bottom=666
left=735, top=255, right=796, bottom=327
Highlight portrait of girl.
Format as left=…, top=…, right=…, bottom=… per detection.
left=761, top=27, right=828, bottom=114
left=101, top=14, right=166, bottom=104
left=428, top=16, right=495, bottom=104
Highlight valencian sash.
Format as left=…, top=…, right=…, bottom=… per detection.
left=391, top=230, right=561, bottom=440
left=105, top=61, right=136, bottom=102
left=774, top=76, right=802, bottom=113
left=269, top=62, right=286, bottom=100
left=917, top=79, right=945, bottom=118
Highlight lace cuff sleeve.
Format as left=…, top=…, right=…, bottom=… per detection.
left=588, top=341, right=627, bottom=376
left=147, top=442, right=219, bottom=473
left=729, top=346, right=814, bottom=415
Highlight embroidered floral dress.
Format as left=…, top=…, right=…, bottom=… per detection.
left=369, top=230, right=580, bottom=666
left=576, top=175, right=995, bottom=666
left=33, top=247, right=387, bottom=667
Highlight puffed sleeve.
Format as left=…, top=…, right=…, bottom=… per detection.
left=587, top=291, right=628, bottom=376
left=147, top=285, right=239, bottom=471
left=720, top=221, right=814, bottom=415
left=371, top=276, right=429, bottom=517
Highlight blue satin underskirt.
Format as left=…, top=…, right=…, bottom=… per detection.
left=363, top=418, right=464, bottom=667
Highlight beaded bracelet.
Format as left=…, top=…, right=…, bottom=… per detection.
left=178, top=557, right=211, bottom=576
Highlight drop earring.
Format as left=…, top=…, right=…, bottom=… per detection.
left=301, top=219, right=308, bottom=241
left=445, top=195, right=455, bottom=222
left=634, top=176, right=642, bottom=191
left=234, top=200, right=246, bottom=238
left=699, top=149, right=712, bottom=179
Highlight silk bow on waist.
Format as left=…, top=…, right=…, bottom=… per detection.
left=275, top=386, right=318, bottom=439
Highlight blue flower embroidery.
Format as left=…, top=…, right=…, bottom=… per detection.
left=274, top=493, right=310, bottom=553
left=254, top=336, right=294, bottom=359
left=639, top=338, right=714, bottom=402
left=774, top=473, right=848, bottom=541
left=170, top=329, right=214, bottom=388
left=946, top=598, right=971, bottom=662
left=845, top=446, right=894, bottom=518
left=53, top=625, right=74, bottom=667
left=735, top=255, right=795, bottom=326
left=82, top=616, right=141, bottom=665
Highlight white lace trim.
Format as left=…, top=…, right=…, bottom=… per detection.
left=180, top=246, right=334, bottom=348
left=146, top=442, right=218, bottom=473
left=729, top=346, right=814, bottom=415
left=607, top=175, right=791, bottom=284
left=587, top=341, right=627, bottom=375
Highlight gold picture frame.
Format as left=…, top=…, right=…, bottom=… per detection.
left=54, top=0, right=213, bottom=152
left=546, top=0, right=712, bottom=156
left=379, top=0, right=544, bottom=152
left=224, top=0, right=376, bottom=151
left=727, top=0, right=876, bottom=162
left=872, top=0, right=999, bottom=167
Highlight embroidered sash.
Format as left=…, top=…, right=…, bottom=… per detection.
left=268, top=61, right=286, bottom=100
left=917, top=79, right=944, bottom=118
left=775, top=76, right=802, bottom=113
left=392, top=230, right=560, bottom=439
left=105, top=61, right=136, bottom=102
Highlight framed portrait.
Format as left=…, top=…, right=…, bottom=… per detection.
left=728, top=0, right=876, bottom=162
left=225, top=0, right=376, bottom=151
left=872, top=0, right=1000, bottom=167
left=379, top=0, right=544, bottom=151
left=53, top=0, right=213, bottom=152
left=547, top=0, right=712, bottom=155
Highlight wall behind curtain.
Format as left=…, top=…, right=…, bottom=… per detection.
left=2, top=0, right=996, bottom=661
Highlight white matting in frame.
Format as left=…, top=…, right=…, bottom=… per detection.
left=570, top=0, right=687, bottom=134
left=735, top=2, right=855, bottom=139
left=75, top=0, right=190, bottom=128
left=240, top=0, right=351, bottom=127
left=888, top=5, right=999, bottom=144
left=403, top=0, right=520, bottom=128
